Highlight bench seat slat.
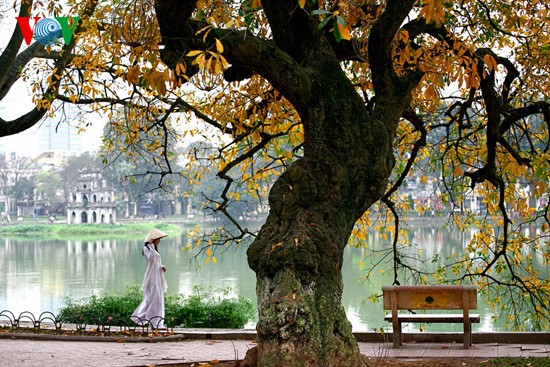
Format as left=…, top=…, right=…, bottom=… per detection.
left=384, top=313, right=480, bottom=323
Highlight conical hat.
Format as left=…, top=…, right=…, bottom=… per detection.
left=145, top=228, right=168, bottom=243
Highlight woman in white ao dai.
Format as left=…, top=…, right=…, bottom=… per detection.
left=131, top=228, right=168, bottom=329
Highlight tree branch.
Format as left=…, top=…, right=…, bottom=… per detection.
left=0, top=0, right=98, bottom=137
left=0, top=0, right=34, bottom=89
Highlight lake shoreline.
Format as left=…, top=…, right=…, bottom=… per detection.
left=0, top=221, right=185, bottom=239
left=0, top=212, right=457, bottom=236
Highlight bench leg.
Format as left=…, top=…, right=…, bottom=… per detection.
left=392, top=322, right=402, bottom=348
left=463, top=322, right=471, bottom=349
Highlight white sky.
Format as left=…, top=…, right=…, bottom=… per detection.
left=0, top=78, right=105, bottom=157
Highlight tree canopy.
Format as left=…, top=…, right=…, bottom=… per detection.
left=1, top=0, right=549, bottom=365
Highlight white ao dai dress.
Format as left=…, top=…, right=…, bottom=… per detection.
left=131, top=243, right=168, bottom=328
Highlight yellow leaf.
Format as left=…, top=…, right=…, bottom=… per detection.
left=424, top=85, right=437, bottom=101
left=453, top=166, right=463, bottom=176
left=420, top=0, right=446, bottom=26
left=215, top=39, right=224, bottom=53
left=337, top=22, right=351, bottom=41
left=270, top=241, right=284, bottom=253
left=186, top=50, right=203, bottom=57
left=175, top=63, right=186, bottom=76
left=126, top=65, right=140, bottom=84
left=201, top=27, right=212, bottom=42
left=299, top=0, right=306, bottom=8
left=198, top=54, right=206, bottom=69
left=483, top=54, right=498, bottom=71
left=214, top=61, right=223, bottom=74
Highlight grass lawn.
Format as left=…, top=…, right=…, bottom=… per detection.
left=481, top=357, right=550, bottom=367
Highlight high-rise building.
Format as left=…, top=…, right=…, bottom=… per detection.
left=0, top=117, right=104, bottom=158
left=38, top=119, right=84, bottom=154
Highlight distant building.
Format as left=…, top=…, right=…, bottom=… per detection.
left=38, top=120, right=84, bottom=154
left=66, top=169, right=116, bottom=224
left=32, top=151, right=67, bottom=169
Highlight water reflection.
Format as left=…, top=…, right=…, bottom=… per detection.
left=0, top=225, right=547, bottom=332
left=0, top=234, right=257, bottom=323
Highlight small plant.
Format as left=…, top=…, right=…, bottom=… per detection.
left=370, top=327, right=389, bottom=367
left=174, top=286, right=254, bottom=328
left=59, top=285, right=255, bottom=329
left=481, top=358, right=550, bottom=367
left=58, top=285, right=143, bottom=325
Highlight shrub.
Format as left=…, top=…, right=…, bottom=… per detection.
left=59, top=285, right=143, bottom=325
left=172, top=286, right=254, bottom=328
left=59, top=285, right=254, bottom=329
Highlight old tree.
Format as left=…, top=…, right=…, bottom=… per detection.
left=1, top=0, right=549, bottom=365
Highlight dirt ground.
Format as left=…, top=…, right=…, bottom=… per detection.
left=156, top=357, right=493, bottom=367
left=374, top=357, right=491, bottom=366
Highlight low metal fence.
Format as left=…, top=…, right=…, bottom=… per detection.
left=0, top=309, right=170, bottom=335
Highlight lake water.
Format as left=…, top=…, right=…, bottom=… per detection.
left=0, top=222, right=546, bottom=332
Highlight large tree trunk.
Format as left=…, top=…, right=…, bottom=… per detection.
left=247, top=159, right=386, bottom=366
left=247, top=96, right=394, bottom=366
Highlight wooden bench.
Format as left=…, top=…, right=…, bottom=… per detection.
left=382, top=285, right=480, bottom=348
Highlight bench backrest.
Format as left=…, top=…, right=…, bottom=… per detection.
left=382, top=285, right=477, bottom=310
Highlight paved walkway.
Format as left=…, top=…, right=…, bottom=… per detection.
left=0, top=337, right=548, bottom=367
